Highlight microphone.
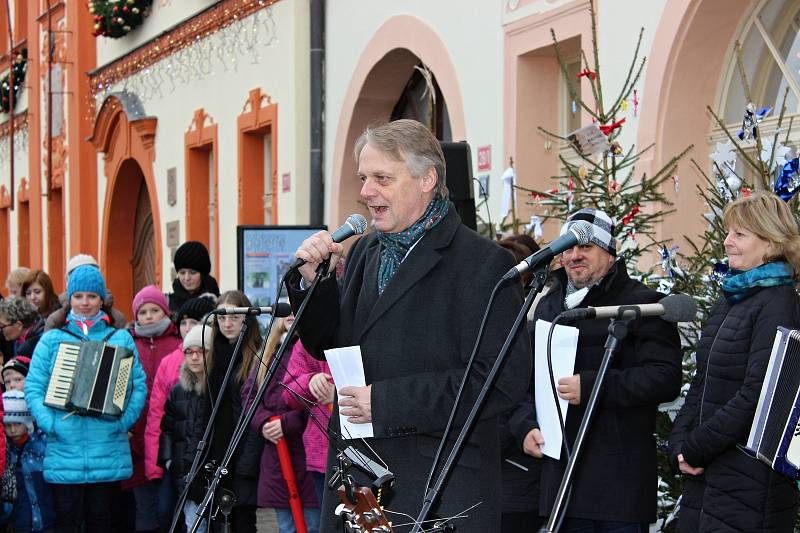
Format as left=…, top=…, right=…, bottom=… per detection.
left=290, top=213, right=368, bottom=270
left=502, top=221, right=593, bottom=281
left=560, top=293, right=697, bottom=323
left=211, top=302, right=293, bottom=317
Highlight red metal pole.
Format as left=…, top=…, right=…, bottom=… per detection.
left=271, top=415, right=308, bottom=533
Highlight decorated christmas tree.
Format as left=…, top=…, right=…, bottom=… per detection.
left=513, top=4, right=690, bottom=280
left=510, top=1, right=694, bottom=529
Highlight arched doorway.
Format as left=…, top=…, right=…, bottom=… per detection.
left=329, top=15, right=467, bottom=229
left=105, top=159, right=156, bottom=314
left=133, top=173, right=157, bottom=291
left=89, top=92, right=162, bottom=317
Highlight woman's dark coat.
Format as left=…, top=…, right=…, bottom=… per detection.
left=669, top=284, right=800, bottom=532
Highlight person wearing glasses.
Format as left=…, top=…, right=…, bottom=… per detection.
left=159, top=324, right=213, bottom=533
left=0, top=296, right=45, bottom=359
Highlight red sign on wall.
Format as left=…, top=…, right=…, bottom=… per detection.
left=477, top=145, right=492, bottom=172
left=282, top=172, right=291, bottom=193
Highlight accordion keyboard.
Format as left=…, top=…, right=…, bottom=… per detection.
left=44, top=342, right=81, bottom=408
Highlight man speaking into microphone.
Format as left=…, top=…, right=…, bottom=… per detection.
left=508, top=208, right=682, bottom=532
left=286, top=119, right=530, bottom=532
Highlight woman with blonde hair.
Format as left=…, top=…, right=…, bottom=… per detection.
left=247, top=309, right=320, bottom=533
left=670, top=191, right=800, bottom=532
left=5, top=267, right=30, bottom=298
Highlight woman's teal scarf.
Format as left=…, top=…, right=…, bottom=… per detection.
left=722, top=261, right=795, bottom=303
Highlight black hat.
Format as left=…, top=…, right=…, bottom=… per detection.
left=177, top=294, right=217, bottom=322
left=174, top=241, right=211, bottom=275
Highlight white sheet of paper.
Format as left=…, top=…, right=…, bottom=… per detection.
left=534, top=319, right=579, bottom=460
left=324, top=345, right=374, bottom=439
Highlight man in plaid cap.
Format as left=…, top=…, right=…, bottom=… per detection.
left=506, top=208, right=682, bottom=532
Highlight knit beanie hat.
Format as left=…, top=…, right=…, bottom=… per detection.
left=174, top=241, right=211, bottom=276
left=2, top=356, right=30, bottom=379
left=3, top=390, right=33, bottom=434
left=561, top=208, right=617, bottom=256
left=183, top=324, right=211, bottom=351
left=66, top=254, right=99, bottom=277
left=67, top=265, right=108, bottom=301
left=132, top=285, right=170, bottom=318
left=177, top=294, right=217, bottom=322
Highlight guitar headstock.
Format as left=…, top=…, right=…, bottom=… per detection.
left=335, top=483, right=393, bottom=532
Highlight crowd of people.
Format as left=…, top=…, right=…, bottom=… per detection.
left=2, top=119, right=800, bottom=533
left=0, top=241, right=333, bottom=533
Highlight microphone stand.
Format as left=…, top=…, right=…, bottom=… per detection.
left=188, top=260, right=331, bottom=533
left=411, top=261, right=551, bottom=533
left=168, top=313, right=252, bottom=533
left=544, top=315, right=633, bottom=533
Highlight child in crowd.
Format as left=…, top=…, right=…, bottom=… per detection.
left=128, top=285, right=182, bottom=533
left=2, top=390, right=55, bottom=533
left=25, top=265, right=147, bottom=533
left=281, top=339, right=333, bottom=512
left=250, top=313, right=319, bottom=533
left=201, top=291, right=262, bottom=532
left=158, top=324, right=211, bottom=533
left=2, top=357, right=30, bottom=392
left=144, top=294, right=216, bottom=532
left=4, top=268, right=30, bottom=299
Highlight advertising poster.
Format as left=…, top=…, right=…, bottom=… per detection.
left=237, top=225, right=325, bottom=326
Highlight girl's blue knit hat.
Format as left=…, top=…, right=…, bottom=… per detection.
left=67, top=264, right=107, bottom=301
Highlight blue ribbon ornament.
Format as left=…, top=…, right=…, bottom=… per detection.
left=711, top=261, right=729, bottom=285
left=774, top=157, right=800, bottom=201
left=736, top=105, right=771, bottom=141
left=659, top=245, right=680, bottom=278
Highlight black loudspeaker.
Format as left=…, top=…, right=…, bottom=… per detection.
left=440, top=141, right=477, bottom=231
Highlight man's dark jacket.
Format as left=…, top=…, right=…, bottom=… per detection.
left=288, top=208, right=531, bottom=533
left=669, top=285, right=800, bottom=532
left=514, top=262, right=681, bottom=524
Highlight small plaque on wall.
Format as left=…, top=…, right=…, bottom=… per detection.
left=166, top=220, right=180, bottom=247
left=167, top=167, right=177, bottom=206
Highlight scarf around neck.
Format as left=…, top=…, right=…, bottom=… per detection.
left=722, top=261, right=795, bottom=303
left=376, top=197, right=449, bottom=295
left=135, top=317, right=172, bottom=338
left=68, top=309, right=109, bottom=335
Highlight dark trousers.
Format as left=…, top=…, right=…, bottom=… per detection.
left=51, top=481, right=118, bottom=533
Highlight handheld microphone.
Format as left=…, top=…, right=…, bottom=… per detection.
left=211, top=302, right=293, bottom=317
left=560, top=293, right=697, bottom=323
left=502, top=221, right=593, bottom=281
left=290, top=213, right=368, bottom=270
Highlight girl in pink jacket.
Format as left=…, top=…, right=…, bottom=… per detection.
left=281, top=339, right=333, bottom=509
left=144, top=295, right=217, bottom=481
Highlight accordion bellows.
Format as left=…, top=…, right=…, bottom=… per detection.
left=746, top=327, right=800, bottom=479
left=44, top=340, right=134, bottom=418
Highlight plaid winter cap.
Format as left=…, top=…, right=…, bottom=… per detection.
left=561, top=208, right=616, bottom=256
